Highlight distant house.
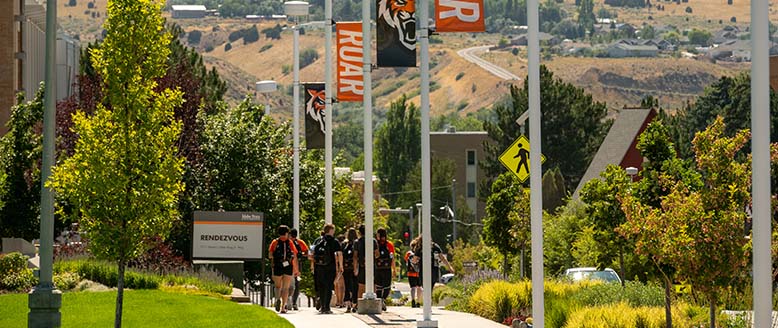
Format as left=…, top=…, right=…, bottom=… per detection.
left=708, top=40, right=778, bottom=62
left=511, top=32, right=560, bottom=46
left=171, top=5, right=207, bottom=19
left=573, top=108, right=658, bottom=198
left=607, top=43, right=659, bottom=57
left=616, top=23, right=637, bottom=36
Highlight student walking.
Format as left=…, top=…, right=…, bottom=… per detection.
left=405, top=246, right=421, bottom=308
left=375, top=228, right=395, bottom=311
left=354, top=224, right=377, bottom=313
left=410, top=236, right=454, bottom=294
left=312, top=224, right=343, bottom=314
left=342, top=228, right=359, bottom=312
left=334, top=234, right=346, bottom=307
left=268, top=225, right=300, bottom=314
left=289, top=229, right=310, bottom=311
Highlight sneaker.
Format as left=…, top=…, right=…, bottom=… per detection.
left=324, top=310, right=333, bottom=314
left=275, top=299, right=281, bottom=312
left=411, top=301, right=416, bottom=308
left=382, top=300, right=387, bottom=311
left=280, top=308, right=287, bottom=314
left=293, top=304, right=299, bottom=311
left=315, top=299, right=321, bottom=311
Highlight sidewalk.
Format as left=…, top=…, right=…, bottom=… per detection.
left=271, top=305, right=507, bottom=328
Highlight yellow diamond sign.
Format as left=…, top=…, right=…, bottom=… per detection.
left=498, top=135, right=545, bottom=183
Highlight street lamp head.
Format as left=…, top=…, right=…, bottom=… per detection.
left=625, top=166, right=638, bottom=177
left=284, top=1, right=309, bottom=16
left=255, top=80, right=277, bottom=93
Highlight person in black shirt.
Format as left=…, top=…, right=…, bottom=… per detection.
left=354, top=224, right=378, bottom=312
left=375, top=228, right=396, bottom=311
left=342, top=228, right=359, bottom=312
left=312, top=223, right=343, bottom=314
left=410, top=236, right=454, bottom=293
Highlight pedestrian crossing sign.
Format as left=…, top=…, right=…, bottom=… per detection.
left=498, top=135, right=545, bottom=183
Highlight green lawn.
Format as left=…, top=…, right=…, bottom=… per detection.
left=0, top=290, right=293, bottom=328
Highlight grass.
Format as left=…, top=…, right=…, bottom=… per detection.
left=0, top=290, right=293, bottom=328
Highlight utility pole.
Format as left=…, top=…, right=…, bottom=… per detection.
left=451, top=179, right=456, bottom=242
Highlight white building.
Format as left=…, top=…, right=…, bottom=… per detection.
left=171, top=5, right=207, bottom=19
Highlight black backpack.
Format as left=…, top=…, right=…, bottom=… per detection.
left=376, top=241, right=393, bottom=269
left=272, top=238, right=294, bottom=265
left=291, top=239, right=305, bottom=262
left=313, top=237, right=332, bottom=266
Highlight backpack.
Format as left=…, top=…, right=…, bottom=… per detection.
left=291, top=239, right=305, bottom=262
left=376, top=241, right=393, bottom=269
left=272, top=238, right=294, bottom=265
left=406, top=251, right=419, bottom=273
left=313, top=237, right=332, bottom=266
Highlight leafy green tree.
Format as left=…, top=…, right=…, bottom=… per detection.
left=639, top=25, right=655, bottom=39
left=620, top=117, right=751, bottom=328
left=49, top=1, right=184, bottom=326
left=396, top=158, right=456, bottom=250
left=483, top=66, right=611, bottom=193
left=0, top=87, right=44, bottom=241
left=483, top=172, right=530, bottom=276
left=430, top=112, right=484, bottom=132
left=579, top=165, right=632, bottom=286
left=687, top=28, right=711, bottom=46
left=375, top=95, right=421, bottom=205
left=544, top=200, right=591, bottom=276
left=577, top=0, right=595, bottom=36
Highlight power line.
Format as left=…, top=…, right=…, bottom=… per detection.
left=380, top=185, right=452, bottom=196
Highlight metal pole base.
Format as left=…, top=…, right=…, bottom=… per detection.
left=357, top=298, right=382, bottom=314
left=417, top=320, right=438, bottom=327
left=28, top=286, right=61, bottom=328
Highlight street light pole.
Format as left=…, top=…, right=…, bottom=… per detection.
left=255, top=80, right=277, bottom=117
left=324, top=0, right=333, bottom=225
left=284, top=1, right=309, bottom=232
left=362, top=0, right=377, bottom=302
left=28, top=0, right=62, bottom=325
left=451, top=179, right=456, bottom=242
left=419, top=0, right=435, bottom=323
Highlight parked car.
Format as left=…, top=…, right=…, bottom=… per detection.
left=563, top=267, right=622, bottom=284
left=439, top=273, right=455, bottom=284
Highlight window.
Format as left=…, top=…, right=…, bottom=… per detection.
left=467, top=150, right=476, bottom=166
left=467, top=182, right=476, bottom=198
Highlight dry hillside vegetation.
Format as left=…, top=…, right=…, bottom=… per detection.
left=563, top=0, right=778, bottom=25
left=59, top=0, right=108, bottom=43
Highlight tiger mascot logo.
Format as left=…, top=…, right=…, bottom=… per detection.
left=379, top=0, right=416, bottom=51
left=306, top=88, right=326, bottom=133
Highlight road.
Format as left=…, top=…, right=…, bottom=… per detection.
left=456, top=45, right=522, bottom=81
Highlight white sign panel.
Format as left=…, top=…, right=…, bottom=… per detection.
left=193, top=211, right=264, bottom=260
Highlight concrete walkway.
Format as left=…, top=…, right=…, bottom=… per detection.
left=271, top=305, right=507, bottom=328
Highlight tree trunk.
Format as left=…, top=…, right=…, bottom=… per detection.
left=115, top=260, right=126, bottom=328
left=520, top=246, right=525, bottom=280
left=709, top=295, right=716, bottom=328
left=619, top=245, right=626, bottom=288
left=663, top=275, right=673, bottom=328
left=503, top=256, right=509, bottom=279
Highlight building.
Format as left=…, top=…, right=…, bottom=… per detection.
left=0, top=0, right=79, bottom=136
left=171, top=5, right=207, bottom=19
left=607, top=43, right=659, bottom=58
left=573, top=108, right=657, bottom=198
left=430, top=127, right=491, bottom=221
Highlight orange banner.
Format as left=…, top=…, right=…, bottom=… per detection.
left=435, top=0, right=485, bottom=33
left=337, top=22, right=364, bottom=102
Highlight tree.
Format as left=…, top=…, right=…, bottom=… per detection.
left=541, top=166, right=566, bottom=212
left=483, top=172, right=530, bottom=277
left=544, top=200, right=591, bottom=276
left=580, top=165, right=632, bottom=286
left=396, top=158, right=456, bottom=250
left=577, top=0, right=595, bottom=36
left=0, top=86, right=44, bottom=241
left=483, top=66, right=611, bottom=194
left=375, top=95, right=421, bottom=205
left=620, top=117, right=751, bottom=328
left=639, top=25, right=655, bottom=39
left=48, top=1, right=184, bottom=327
left=687, top=28, right=711, bottom=46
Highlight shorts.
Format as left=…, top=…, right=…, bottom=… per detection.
left=273, top=265, right=293, bottom=277
left=375, top=268, right=392, bottom=289
left=408, top=275, right=421, bottom=287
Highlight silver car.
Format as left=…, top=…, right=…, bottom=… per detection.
left=563, top=267, right=622, bottom=284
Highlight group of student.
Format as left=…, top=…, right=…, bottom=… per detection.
left=268, top=223, right=454, bottom=314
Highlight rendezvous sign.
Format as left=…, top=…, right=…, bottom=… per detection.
left=193, top=211, right=264, bottom=260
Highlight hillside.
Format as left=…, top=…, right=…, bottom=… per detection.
left=56, top=1, right=754, bottom=123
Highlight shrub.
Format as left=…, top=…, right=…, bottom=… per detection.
left=243, top=25, right=260, bottom=44
left=68, top=0, right=77, bottom=6
left=731, top=16, right=737, bottom=23
left=187, top=30, right=202, bottom=45
left=455, top=72, right=465, bottom=81
left=205, top=45, right=214, bottom=52
left=87, top=2, right=94, bottom=9
left=0, top=252, right=37, bottom=292
left=53, top=272, right=81, bottom=290
left=512, top=48, right=519, bottom=56
left=228, top=30, right=243, bottom=43
left=224, top=43, right=232, bottom=52
left=259, top=44, right=273, bottom=53
left=572, top=280, right=664, bottom=307
left=127, top=236, right=188, bottom=275
left=564, top=302, right=705, bottom=328
left=685, top=6, right=692, bottom=13
left=300, top=48, right=319, bottom=69
left=282, top=64, right=291, bottom=75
